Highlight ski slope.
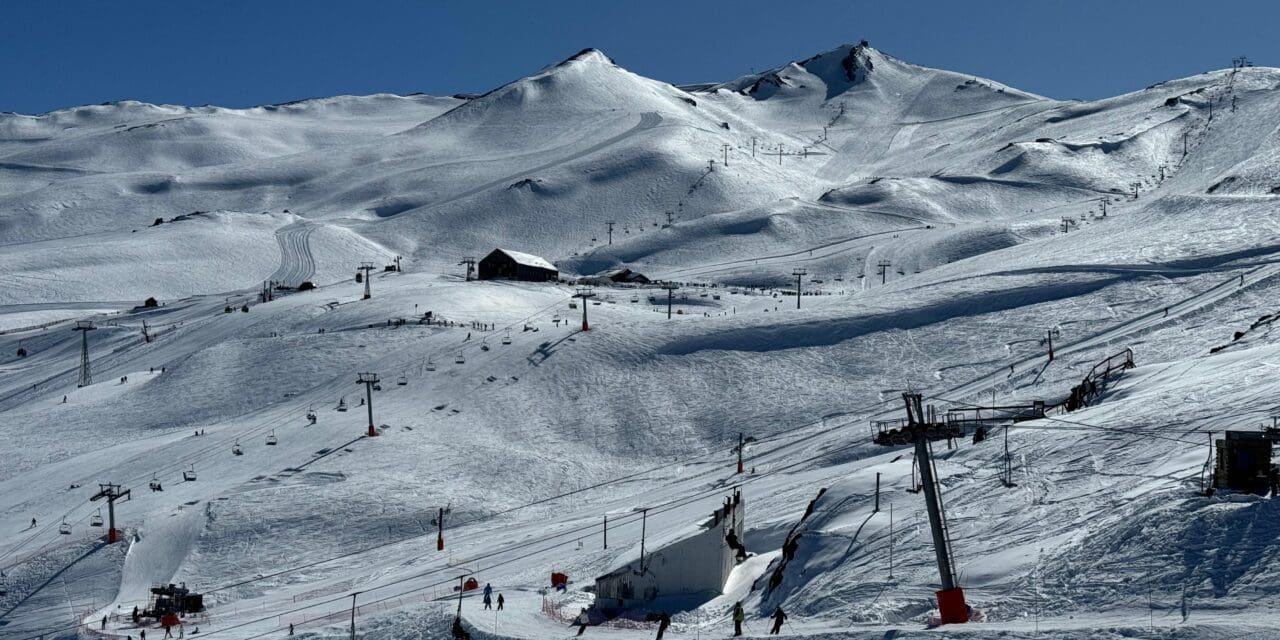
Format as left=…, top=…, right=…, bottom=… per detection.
left=3, top=42, right=1280, bottom=640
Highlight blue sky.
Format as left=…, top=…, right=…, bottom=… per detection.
left=2, top=0, right=1276, bottom=114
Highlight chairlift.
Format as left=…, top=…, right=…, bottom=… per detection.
left=456, top=352, right=466, bottom=364
left=266, top=430, right=278, bottom=446
left=90, top=509, right=104, bottom=527
left=59, top=518, right=72, bottom=535
left=426, top=358, right=436, bottom=372
left=0, top=570, right=7, bottom=596
left=183, top=464, right=197, bottom=482
left=336, top=397, right=348, bottom=412
left=233, top=441, right=244, bottom=456
left=502, top=332, right=512, bottom=345
left=481, top=339, right=490, bottom=352
left=397, top=374, right=407, bottom=386
left=149, top=475, right=163, bottom=492
left=372, top=381, right=382, bottom=391
left=630, top=295, right=639, bottom=303
left=306, top=409, right=317, bottom=424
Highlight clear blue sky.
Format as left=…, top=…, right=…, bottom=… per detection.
left=3, top=0, right=1275, bottom=114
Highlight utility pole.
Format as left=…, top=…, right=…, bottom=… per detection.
left=721, top=143, right=731, bottom=167
left=875, top=472, right=881, bottom=512
left=1046, top=329, right=1055, bottom=362
left=356, top=372, right=379, bottom=437
left=350, top=592, right=359, bottom=640
left=662, top=282, right=679, bottom=319
left=603, top=514, right=608, bottom=549
left=792, top=268, right=807, bottom=309
left=1101, top=198, right=1108, bottom=218
left=574, top=287, right=596, bottom=331
left=90, top=483, right=129, bottom=544
left=1183, top=131, right=1189, bottom=156
left=459, top=257, right=477, bottom=282
left=751, top=137, right=757, bottom=157
left=606, top=222, right=616, bottom=245
left=734, top=433, right=755, bottom=473
left=877, top=260, right=891, bottom=285
left=456, top=576, right=467, bottom=618
left=73, top=321, right=96, bottom=387
left=358, top=262, right=375, bottom=299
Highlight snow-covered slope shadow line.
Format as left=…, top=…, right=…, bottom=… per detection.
left=659, top=278, right=1122, bottom=356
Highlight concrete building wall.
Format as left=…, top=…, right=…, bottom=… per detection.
left=594, top=491, right=744, bottom=609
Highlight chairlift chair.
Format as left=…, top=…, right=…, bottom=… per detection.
left=266, top=430, right=278, bottom=446
left=481, top=339, right=490, bottom=352
left=149, top=475, right=163, bottom=492
left=426, top=358, right=436, bottom=372
left=456, top=352, right=466, bottom=364
left=336, top=397, right=348, bottom=412
left=183, top=465, right=197, bottom=482
left=233, top=441, right=244, bottom=456
left=502, top=332, right=512, bottom=345
left=397, top=374, right=407, bottom=386
left=372, top=382, right=382, bottom=391
left=59, top=518, right=72, bottom=535
left=90, top=509, right=104, bottom=527
left=306, top=409, right=317, bottom=424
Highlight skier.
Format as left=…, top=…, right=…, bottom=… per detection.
left=62, top=395, right=67, bottom=403
left=655, top=611, right=671, bottom=640
left=164, top=624, right=172, bottom=638
left=483, top=582, right=492, bottom=599
left=29, top=518, right=36, bottom=529
left=732, top=602, right=745, bottom=636
left=496, top=593, right=504, bottom=611
left=289, top=623, right=294, bottom=635
left=483, top=592, right=492, bottom=610
left=769, top=607, right=787, bottom=635
left=102, top=615, right=107, bottom=629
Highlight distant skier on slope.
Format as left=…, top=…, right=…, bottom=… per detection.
left=733, top=602, right=745, bottom=636
left=769, top=607, right=787, bottom=635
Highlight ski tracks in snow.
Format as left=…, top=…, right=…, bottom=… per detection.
left=269, top=223, right=317, bottom=286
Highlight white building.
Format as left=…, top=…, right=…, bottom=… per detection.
left=593, top=490, right=745, bottom=611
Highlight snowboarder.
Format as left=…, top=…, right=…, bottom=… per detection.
left=769, top=607, right=787, bottom=634
left=732, top=602, right=745, bottom=636
left=497, top=593, right=504, bottom=610
left=655, top=611, right=671, bottom=640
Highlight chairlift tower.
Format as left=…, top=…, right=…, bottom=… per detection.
left=791, top=269, right=808, bottom=309
left=662, top=282, right=679, bottom=319
left=432, top=505, right=452, bottom=550
left=872, top=393, right=968, bottom=624
left=877, top=260, right=892, bottom=285
left=356, top=372, right=380, bottom=437
left=459, top=256, right=477, bottom=282
left=573, top=287, right=596, bottom=331
left=606, top=222, right=616, bottom=246
left=73, top=321, right=96, bottom=387
left=90, top=483, right=130, bottom=544
left=358, top=262, right=376, bottom=299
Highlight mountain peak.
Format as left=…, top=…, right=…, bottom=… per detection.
left=556, top=48, right=616, bottom=68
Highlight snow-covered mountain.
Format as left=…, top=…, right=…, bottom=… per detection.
left=3, top=43, right=1280, bottom=639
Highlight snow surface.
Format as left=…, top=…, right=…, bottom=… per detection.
left=3, top=43, right=1280, bottom=639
